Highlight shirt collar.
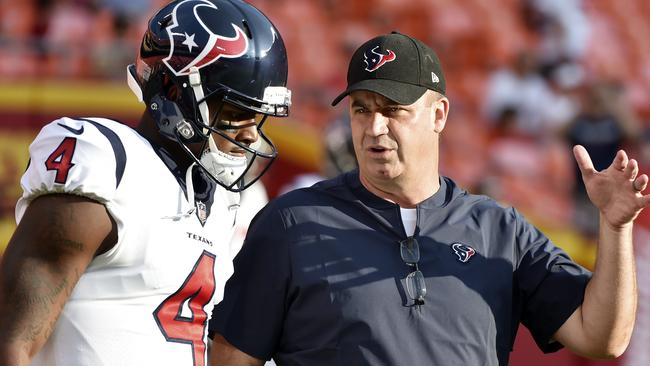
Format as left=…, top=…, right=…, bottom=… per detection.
left=344, top=170, right=454, bottom=210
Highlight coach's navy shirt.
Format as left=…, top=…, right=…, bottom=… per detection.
left=210, top=171, right=591, bottom=365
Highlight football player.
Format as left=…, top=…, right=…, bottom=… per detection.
left=0, top=1, right=290, bottom=365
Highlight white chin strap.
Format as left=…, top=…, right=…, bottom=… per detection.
left=189, top=67, right=210, bottom=135
left=200, top=135, right=248, bottom=187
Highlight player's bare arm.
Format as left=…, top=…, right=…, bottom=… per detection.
left=0, top=194, right=115, bottom=365
left=210, top=333, right=264, bottom=366
left=554, top=146, right=649, bottom=358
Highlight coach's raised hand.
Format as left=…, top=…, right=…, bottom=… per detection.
left=574, top=145, right=650, bottom=229
left=553, top=145, right=647, bottom=358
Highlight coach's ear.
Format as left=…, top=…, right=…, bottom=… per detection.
left=433, top=92, right=449, bottom=134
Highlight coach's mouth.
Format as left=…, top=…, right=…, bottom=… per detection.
left=366, top=145, right=394, bottom=158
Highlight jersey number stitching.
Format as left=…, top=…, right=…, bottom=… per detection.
left=153, top=251, right=216, bottom=366
left=45, top=137, right=77, bottom=184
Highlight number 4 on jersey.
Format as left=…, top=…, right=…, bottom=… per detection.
left=45, top=137, right=77, bottom=184
left=154, top=251, right=216, bottom=366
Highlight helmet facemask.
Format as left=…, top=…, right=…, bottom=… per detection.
left=195, top=85, right=284, bottom=192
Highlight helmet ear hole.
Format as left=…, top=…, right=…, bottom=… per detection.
left=149, top=94, right=201, bottom=143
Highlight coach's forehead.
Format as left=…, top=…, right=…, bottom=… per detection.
left=350, top=90, right=398, bottom=105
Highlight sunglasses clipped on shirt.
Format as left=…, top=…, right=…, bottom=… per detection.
left=399, top=236, right=427, bottom=305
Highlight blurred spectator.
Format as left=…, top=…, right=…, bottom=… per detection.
left=44, top=0, right=96, bottom=77
left=321, top=112, right=357, bottom=178
left=522, top=0, right=590, bottom=76
left=438, top=108, right=488, bottom=192
left=278, top=112, right=357, bottom=194
left=481, top=107, right=573, bottom=223
left=101, top=0, right=152, bottom=17
left=563, top=80, right=641, bottom=238
left=89, top=8, right=132, bottom=79
left=0, top=0, right=41, bottom=77
left=0, top=0, right=156, bottom=80
left=482, top=49, right=574, bottom=136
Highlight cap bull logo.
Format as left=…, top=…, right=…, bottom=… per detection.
left=163, top=0, right=249, bottom=76
left=364, top=46, right=396, bottom=72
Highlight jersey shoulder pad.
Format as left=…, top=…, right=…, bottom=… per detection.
left=19, top=117, right=127, bottom=205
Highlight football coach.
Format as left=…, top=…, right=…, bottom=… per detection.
left=208, top=32, right=649, bottom=365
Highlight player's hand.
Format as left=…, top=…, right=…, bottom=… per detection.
left=574, top=145, right=650, bottom=230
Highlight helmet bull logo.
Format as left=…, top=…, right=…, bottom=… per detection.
left=163, top=0, right=249, bottom=76
left=363, top=46, right=396, bottom=72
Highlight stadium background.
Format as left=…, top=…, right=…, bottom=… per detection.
left=0, top=0, right=649, bottom=364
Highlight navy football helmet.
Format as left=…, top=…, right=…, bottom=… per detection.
left=127, top=0, right=291, bottom=191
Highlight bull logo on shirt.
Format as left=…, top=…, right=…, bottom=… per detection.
left=163, top=0, right=249, bottom=76
left=363, top=46, right=396, bottom=72
left=452, top=243, right=476, bottom=263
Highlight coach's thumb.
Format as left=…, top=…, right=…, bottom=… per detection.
left=573, top=145, right=595, bottom=177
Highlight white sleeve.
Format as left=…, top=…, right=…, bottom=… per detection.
left=16, top=117, right=120, bottom=222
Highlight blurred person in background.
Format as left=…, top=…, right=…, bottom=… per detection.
left=0, top=0, right=291, bottom=365
left=563, top=80, right=642, bottom=240
left=521, top=0, right=590, bottom=78
left=482, top=107, right=574, bottom=224
left=0, top=0, right=41, bottom=76
left=278, top=112, right=357, bottom=194
left=482, top=49, right=574, bottom=136
left=210, top=31, right=649, bottom=365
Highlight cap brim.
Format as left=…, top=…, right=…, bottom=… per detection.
left=331, top=79, right=428, bottom=106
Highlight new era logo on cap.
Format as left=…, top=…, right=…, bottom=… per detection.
left=332, top=31, right=446, bottom=106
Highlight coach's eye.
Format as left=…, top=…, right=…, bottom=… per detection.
left=353, top=107, right=368, bottom=114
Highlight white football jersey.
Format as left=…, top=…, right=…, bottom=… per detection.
left=17, top=117, right=240, bottom=366
left=228, top=181, right=268, bottom=258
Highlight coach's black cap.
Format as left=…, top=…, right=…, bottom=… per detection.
left=331, top=31, right=446, bottom=106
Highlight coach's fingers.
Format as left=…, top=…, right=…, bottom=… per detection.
left=634, top=174, right=648, bottom=193
left=573, top=145, right=595, bottom=177
left=625, top=159, right=639, bottom=180
left=613, top=150, right=629, bottom=171
left=639, top=190, right=650, bottom=209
